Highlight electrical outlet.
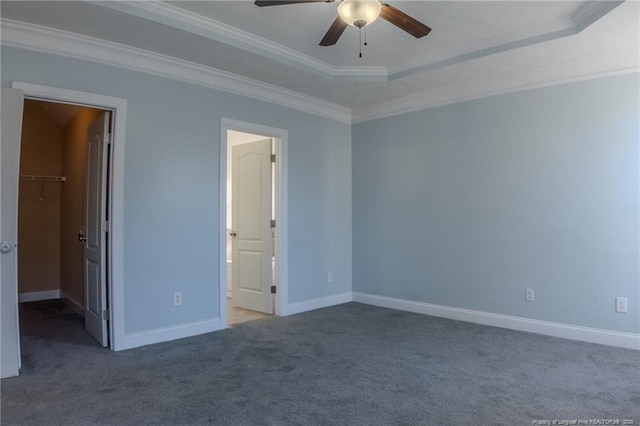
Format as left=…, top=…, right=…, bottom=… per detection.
left=326, top=272, right=333, bottom=283
left=615, top=297, right=628, bottom=313
left=173, top=292, right=183, bottom=306
left=525, top=288, right=534, bottom=302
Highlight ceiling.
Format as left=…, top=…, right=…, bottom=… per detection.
left=1, top=1, right=638, bottom=120
left=28, top=99, right=85, bottom=128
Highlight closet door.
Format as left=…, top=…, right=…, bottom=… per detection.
left=83, top=112, right=110, bottom=347
left=1, top=88, right=24, bottom=378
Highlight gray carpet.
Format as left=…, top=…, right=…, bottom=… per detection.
left=1, top=300, right=638, bottom=425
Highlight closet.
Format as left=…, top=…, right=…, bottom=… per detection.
left=18, top=99, right=103, bottom=316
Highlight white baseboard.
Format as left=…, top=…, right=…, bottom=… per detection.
left=285, top=292, right=353, bottom=316
left=120, top=318, right=222, bottom=350
left=352, top=292, right=640, bottom=350
left=59, top=290, right=84, bottom=317
left=18, top=290, right=60, bottom=303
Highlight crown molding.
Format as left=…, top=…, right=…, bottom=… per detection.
left=2, top=17, right=635, bottom=127
left=92, top=0, right=623, bottom=83
left=387, top=20, right=576, bottom=80
left=352, top=59, right=640, bottom=123
left=0, top=19, right=352, bottom=124
left=388, top=17, right=574, bottom=75
left=92, top=0, right=388, bottom=82
left=572, top=0, right=625, bottom=32
left=388, top=1, right=624, bottom=80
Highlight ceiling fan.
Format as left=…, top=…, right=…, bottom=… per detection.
left=254, top=0, right=431, bottom=56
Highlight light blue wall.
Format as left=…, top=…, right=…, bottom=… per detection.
left=4, top=45, right=637, bottom=337
left=353, top=73, right=639, bottom=333
left=1, top=46, right=352, bottom=334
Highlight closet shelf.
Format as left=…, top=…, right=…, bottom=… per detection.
left=19, top=175, right=66, bottom=182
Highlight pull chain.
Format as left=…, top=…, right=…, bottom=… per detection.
left=364, top=26, right=368, bottom=46
left=359, top=27, right=362, bottom=58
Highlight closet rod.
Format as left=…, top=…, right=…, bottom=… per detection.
left=19, top=175, right=66, bottom=182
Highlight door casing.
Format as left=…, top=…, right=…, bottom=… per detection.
left=220, top=118, right=288, bottom=329
left=11, top=82, right=127, bottom=351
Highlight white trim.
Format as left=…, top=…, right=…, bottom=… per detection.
left=16, top=289, right=85, bottom=316
left=572, top=0, right=625, bottom=32
left=92, top=1, right=387, bottom=82
left=59, top=290, right=84, bottom=317
left=93, top=0, right=618, bottom=82
left=285, top=292, right=353, bottom=316
left=96, top=0, right=335, bottom=77
left=330, top=67, right=389, bottom=81
left=352, top=293, right=640, bottom=350
left=121, top=319, right=221, bottom=350
left=352, top=66, right=640, bottom=123
left=220, top=119, right=289, bottom=329
left=18, top=290, right=60, bottom=303
left=387, top=1, right=622, bottom=79
left=1, top=19, right=351, bottom=124
left=12, top=82, right=128, bottom=352
left=3, top=18, right=637, bottom=126
left=387, top=19, right=575, bottom=78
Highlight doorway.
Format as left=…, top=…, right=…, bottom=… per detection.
left=17, top=98, right=111, bottom=348
left=226, top=131, right=274, bottom=326
left=220, top=119, right=289, bottom=329
left=2, top=83, right=127, bottom=378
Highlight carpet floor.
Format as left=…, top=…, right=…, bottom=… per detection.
left=1, top=300, right=638, bottom=425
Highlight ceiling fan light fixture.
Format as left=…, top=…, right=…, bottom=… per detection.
left=337, top=0, right=382, bottom=28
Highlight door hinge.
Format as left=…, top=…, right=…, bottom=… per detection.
left=104, top=133, right=111, bottom=145
left=270, top=219, right=276, bottom=228
left=102, top=309, right=110, bottom=320
left=270, top=285, right=277, bottom=294
left=102, top=220, right=110, bottom=232
left=271, top=154, right=276, bottom=163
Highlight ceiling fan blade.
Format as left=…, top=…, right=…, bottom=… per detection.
left=254, top=0, right=334, bottom=6
left=319, top=16, right=348, bottom=46
left=380, top=4, right=431, bottom=38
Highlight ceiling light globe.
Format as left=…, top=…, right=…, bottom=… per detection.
left=337, top=0, right=382, bottom=28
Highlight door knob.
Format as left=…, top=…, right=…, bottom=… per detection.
left=229, top=231, right=237, bottom=237
left=78, top=231, right=87, bottom=242
left=0, top=241, right=14, bottom=254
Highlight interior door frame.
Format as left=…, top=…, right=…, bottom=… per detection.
left=11, top=82, right=127, bottom=351
left=220, top=118, right=288, bottom=328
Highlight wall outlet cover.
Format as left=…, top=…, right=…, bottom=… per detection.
left=173, top=292, right=183, bottom=306
left=525, top=288, right=534, bottom=302
left=615, top=297, right=628, bottom=313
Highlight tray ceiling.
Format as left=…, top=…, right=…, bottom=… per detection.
left=1, top=1, right=637, bottom=119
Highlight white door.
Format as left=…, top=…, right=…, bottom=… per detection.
left=1, top=88, right=24, bottom=378
left=84, top=112, right=110, bottom=347
left=231, top=139, right=273, bottom=314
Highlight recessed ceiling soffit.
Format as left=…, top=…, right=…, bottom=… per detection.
left=94, top=0, right=624, bottom=82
